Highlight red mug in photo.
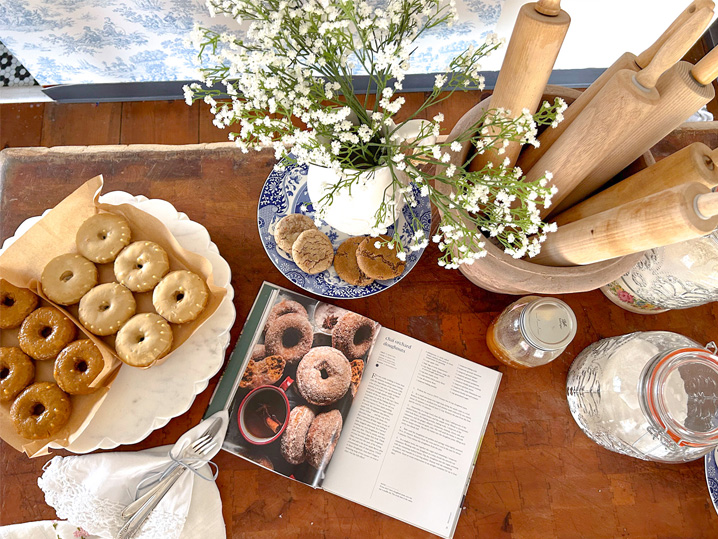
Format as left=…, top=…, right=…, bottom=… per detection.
left=238, top=380, right=292, bottom=445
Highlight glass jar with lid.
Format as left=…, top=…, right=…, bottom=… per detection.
left=566, top=331, right=718, bottom=463
left=486, top=296, right=577, bottom=368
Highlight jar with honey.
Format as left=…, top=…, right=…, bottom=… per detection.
left=486, top=296, right=577, bottom=368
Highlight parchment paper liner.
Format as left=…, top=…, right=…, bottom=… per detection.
left=0, top=176, right=227, bottom=456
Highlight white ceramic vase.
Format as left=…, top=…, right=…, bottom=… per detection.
left=306, top=118, right=435, bottom=236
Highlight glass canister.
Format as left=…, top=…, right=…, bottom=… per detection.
left=486, top=296, right=577, bottom=368
left=566, top=331, right=718, bottom=463
left=601, top=230, right=718, bottom=314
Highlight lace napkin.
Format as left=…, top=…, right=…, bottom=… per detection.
left=36, top=411, right=228, bottom=539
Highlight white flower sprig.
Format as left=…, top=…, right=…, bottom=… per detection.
left=186, top=0, right=567, bottom=268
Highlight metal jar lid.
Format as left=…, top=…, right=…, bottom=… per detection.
left=518, top=297, right=577, bottom=351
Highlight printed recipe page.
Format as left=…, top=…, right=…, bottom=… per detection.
left=322, top=328, right=501, bottom=538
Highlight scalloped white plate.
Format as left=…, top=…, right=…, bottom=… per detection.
left=0, top=192, right=236, bottom=453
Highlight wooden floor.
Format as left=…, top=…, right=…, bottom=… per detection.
left=0, top=91, right=487, bottom=150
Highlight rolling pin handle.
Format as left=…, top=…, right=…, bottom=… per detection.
left=635, top=0, right=714, bottom=68
left=635, top=6, right=713, bottom=90
left=535, top=0, right=561, bottom=16
left=692, top=44, right=718, bottom=85
left=694, top=191, right=718, bottom=219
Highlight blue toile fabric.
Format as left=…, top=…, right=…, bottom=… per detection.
left=0, top=0, right=502, bottom=85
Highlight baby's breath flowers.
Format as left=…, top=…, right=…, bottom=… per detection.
left=186, top=0, right=567, bottom=269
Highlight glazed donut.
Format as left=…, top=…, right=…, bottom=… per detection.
left=152, top=270, right=208, bottom=324
left=295, top=347, right=351, bottom=406
left=54, top=340, right=105, bottom=395
left=280, top=405, right=315, bottom=465
left=264, top=300, right=308, bottom=334
left=332, top=312, right=376, bottom=359
left=264, top=313, right=313, bottom=365
left=19, top=307, right=76, bottom=361
left=305, top=409, right=343, bottom=469
left=0, top=280, right=38, bottom=329
left=10, top=382, right=71, bottom=440
left=41, top=253, right=98, bottom=305
left=79, top=283, right=136, bottom=336
left=114, top=241, right=170, bottom=293
left=115, top=313, right=173, bottom=368
left=0, top=347, right=34, bottom=402
left=76, top=213, right=132, bottom=264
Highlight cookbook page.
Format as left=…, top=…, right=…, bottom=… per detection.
left=322, top=328, right=501, bottom=538
left=206, top=282, right=380, bottom=489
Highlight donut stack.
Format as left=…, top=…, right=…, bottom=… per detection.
left=239, top=297, right=375, bottom=471
left=0, top=280, right=106, bottom=440
left=39, top=212, right=210, bottom=368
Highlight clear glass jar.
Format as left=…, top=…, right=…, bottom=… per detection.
left=566, top=331, right=718, bottom=463
left=486, top=296, right=577, bottom=368
left=601, top=230, right=718, bottom=313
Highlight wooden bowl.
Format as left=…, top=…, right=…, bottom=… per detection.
left=437, top=85, right=647, bottom=295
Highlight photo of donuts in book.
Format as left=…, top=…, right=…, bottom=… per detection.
left=207, top=282, right=502, bottom=538
left=220, top=286, right=378, bottom=487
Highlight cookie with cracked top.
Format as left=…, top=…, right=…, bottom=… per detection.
left=274, top=214, right=316, bottom=253
left=356, top=235, right=405, bottom=280
left=292, top=229, right=334, bottom=274
left=334, top=236, right=374, bottom=287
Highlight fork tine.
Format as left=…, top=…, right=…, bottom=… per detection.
left=190, top=434, right=211, bottom=449
left=192, top=438, right=214, bottom=455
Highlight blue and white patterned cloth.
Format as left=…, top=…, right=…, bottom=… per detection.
left=0, top=0, right=502, bottom=85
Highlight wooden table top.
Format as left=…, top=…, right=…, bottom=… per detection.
left=1, top=138, right=717, bottom=539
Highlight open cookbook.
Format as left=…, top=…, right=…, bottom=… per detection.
left=205, top=282, right=502, bottom=538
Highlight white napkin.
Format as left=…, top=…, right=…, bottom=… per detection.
left=35, top=411, right=228, bottom=539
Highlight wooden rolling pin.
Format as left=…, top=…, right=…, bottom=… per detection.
left=551, top=37, right=718, bottom=214
left=532, top=182, right=718, bottom=266
left=520, top=7, right=712, bottom=219
left=468, top=0, right=570, bottom=172
left=517, top=0, right=714, bottom=173
left=553, top=142, right=718, bottom=225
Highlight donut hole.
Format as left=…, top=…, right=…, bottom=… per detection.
left=354, top=324, right=373, bottom=346
left=281, top=327, right=302, bottom=348
left=136, top=334, right=146, bottom=344
left=1, top=295, right=14, bottom=307
left=31, top=403, right=45, bottom=416
left=0, top=367, right=9, bottom=379
left=99, top=302, right=111, bottom=312
left=97, top=230, right=108, bottom=241
left=174, top=292, right=185, bottom=302
left=60, top=270, right=74, bottom=283
left=40, top=326, right=53, bottom=339
left=320, top=368, right=329, bottom=380
left=135, top=263, right=144, bottom=270
left=75, top=360, right=88, bottom=373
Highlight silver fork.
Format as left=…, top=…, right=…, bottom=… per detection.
left=120, top=433, right=215, bottom=520
left=116, top=436, right=218, bottom=539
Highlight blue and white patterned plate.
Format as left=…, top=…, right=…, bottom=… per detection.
left=706, top=449, right=718, bottom=515
left=257, top=160, right=431, bottom=299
